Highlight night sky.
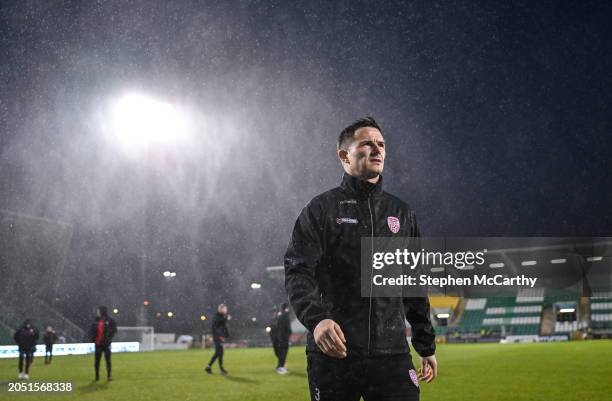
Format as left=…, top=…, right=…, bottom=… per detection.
left=1, top=1, right=611, bottom=332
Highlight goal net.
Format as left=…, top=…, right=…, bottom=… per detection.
left=115, top=326, right=155, bottom=351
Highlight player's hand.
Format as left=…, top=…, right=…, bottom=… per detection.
left=313, top=319, right=347, bottom=358
left=419, top=355, right=437, bottom=383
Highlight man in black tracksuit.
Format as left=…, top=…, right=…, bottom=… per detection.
left=270, top=302, right=292, bottom=373
left=43, top=326, right=58, bottom=364
left=14, top=320, right=39, bottom=380
left=285, top=117, right=437, bottom=401
left=205, top=304, right=229, bottom=375
left=89, top=306, right=117, bottom=381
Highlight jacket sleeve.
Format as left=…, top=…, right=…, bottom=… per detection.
left=283, top=313, right=292, bottom=335
left=89, top=323, right=97, bottom=342
left=404, top=296, right=436, bottom=357
left=284, top=201, right=331, bottom=333
left=108, top=318, right=117, bottom=341
left=403, top=210, right=436, bottom=357
left=277, top=313, right=291, bottom=339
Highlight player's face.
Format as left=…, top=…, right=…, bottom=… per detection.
left=339, top=127, right=386, bottom=180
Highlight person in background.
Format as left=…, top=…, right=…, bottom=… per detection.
left=89, top=306, right=117, bottom=382
left=43, top=326, right=58, bottom=364
left=204, top=303, right=229, bottom=375
left=272, top=302, right=292, bottom=374
left=14, top=319, right=39, bottom=380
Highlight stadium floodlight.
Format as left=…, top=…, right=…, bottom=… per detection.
left=200, top=315, right=206, bottom=321
left=436, top=313, right=450, bottom=319
left=550, top=258, right=567, bottom=264
left=265, top=326, right=271, bottom=333
left=170, top=272, right=176, bottom=277
left=110, top=93, right=189, bottom=147
left=252, top=317, right=257, bottom=322
left=107, top=93, right=190, bottom=327
left=113, top=308, right=119, bottom=314
left=167, top=311, right=174, bottom=317
left=163, top=271, right=171, bottom=277
left=559, top=308, right=575, bottom=313
left=521, top=260, right=537, bottom=266
left=251, top=283, right=262, bottom=289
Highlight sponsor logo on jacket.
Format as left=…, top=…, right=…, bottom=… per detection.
left=336, top=217, right=358, bottom=224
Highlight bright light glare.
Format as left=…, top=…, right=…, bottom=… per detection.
left=559, top=308, right=575, bottom=313
left=436, top=313, right=450, bottom=319
left=163, top=271, right=171, bottom=277
left=111, top=94, right=189, bottom=146
left=251, top=283, right=262, bottom=289
left=265, top=326, right=271, bottom=333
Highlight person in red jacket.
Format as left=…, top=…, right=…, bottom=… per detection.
left=89, top=306, right=117, bottom=382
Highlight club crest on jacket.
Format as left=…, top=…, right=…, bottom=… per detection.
left=387, top=216, right=400, bottom=233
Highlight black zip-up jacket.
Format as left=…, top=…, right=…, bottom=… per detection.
left=43, top=330, right=58, bottom=346
left=285, top=173, right=436, bottom=357
left=14, top=325, right=39, bottom=352
left=211, top=313, right=229, bottom=343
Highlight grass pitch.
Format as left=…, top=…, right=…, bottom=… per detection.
left=1, top=341, right=611, bottom=400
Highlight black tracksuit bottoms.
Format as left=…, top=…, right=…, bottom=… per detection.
left=273, top=341, right=289, bottom=368
left=208, top=341, right=224, bottom=368
left=18, top=348, right=34, bottom=374
left=94, top=345, right=112, bottom=377
left=306, top=351, right=420, bottom=401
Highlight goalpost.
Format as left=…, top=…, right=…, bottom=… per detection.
left=115, top=326, right=155, bottom=351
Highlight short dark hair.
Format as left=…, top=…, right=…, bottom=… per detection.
left=337, top=117, right=383, bottom=150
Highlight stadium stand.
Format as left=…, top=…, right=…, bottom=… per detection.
left=0, top=298, right=84, bottom=344
left=448, top=289, right=548, bottom=339
left=590, top=291, right=612, bottom=334
left=542, top=288, right=583, bottom=334
left=444, top=285, right=610, bottom=341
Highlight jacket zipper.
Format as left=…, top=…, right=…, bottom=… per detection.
left=367, top=194, right=374, bottom=355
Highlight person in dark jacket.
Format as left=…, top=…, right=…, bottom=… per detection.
left=204, top=304, right=229, bottom=375
left=43, top=326, right=58, bottom=364
left=270, top=302, right=292, bottom=374
left=14, top=319, right=39, bottom=380
left=89, top=306, right=117, bottom=381
left=285, top=117, right=437, bottom=401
